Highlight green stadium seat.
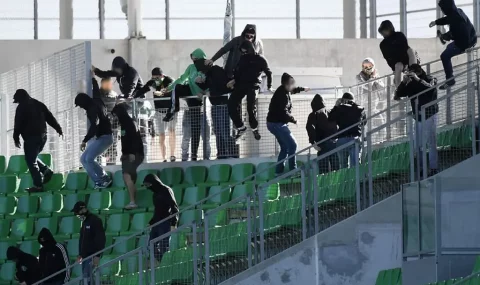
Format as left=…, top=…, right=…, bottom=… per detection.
left=160, top=167, right=183, bottom=186
left=257, top=182, right=280, bottom=201
left=0, top=221, right=10, bottom=240
left=0, top=241, right=14, bottom=264
left=135, top=169, right=159, bottom=189
left=112, top=236, right=136, bottom=256
left=19, top=240, right=40, bottom=256
left=225, top=222, right=248, bottom=256
left=136, top=189, right=154, bottom=212
left=204, top=164, right=231, bottom=186
left=44, top=173, right=65, bottom=192
left=55, top=193, right=86, bottom=217
left=32, top=217, right=59, bottom=240
left=57, top=216, right=81, bottom=240
left=229, top=163, right=255, bottom=184
left=255, top=162, right=276, bottom=183
left=171, top=186, right=184, bottom=205
left=88, top=191, right=112, bottom=213
left=98, top=255, right=121, bottom=276
left=0, top=175, right=19, bottom=195
left=106, top=213, right=130, bottom=237
left=203, top=186, right=230, bottom=209
left=63, top=172, right=88, bottom=193
left=17, top=174, right=34, bottom=195
left=473, top=256, right=480, bottom=273
left=182, top=166, right=207, bottom=186
left=375, top=268, right=402, bottom=285
left=8, top=218, right=34, bottom=241
left=180, top=186, right=207, bottom=209
left=178, top=210, right=203, bottom=227
left=0, top=197, right=16, bottom=218
left=110, top=170, right=126, bottom=191
left=30, top=193, right=63, bottom=218
left=206, top=209, right=227, bottom=227
left=104, top=190, right=129, bottom=214
left=124, top=212, right=153, bottom=235
left=231, top=184, right=255, bottom=204
left=38, top=153, right=52, bottom=169
left=71, top=263, right=83, bottom=278
left=66, top=239, right=79, bottom=257
left=0, top=262, right=16, bottom=283
left=11, top=195, right=39, bottom=219
left=4, top=155, right=28, bottom=175
left=0, top=156, right=6, bottom=174
left=168, top=232, right=187, bottom=251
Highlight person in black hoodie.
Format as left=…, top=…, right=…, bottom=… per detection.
left=429, top=0, right=477, bottom=89
left=136, top=67, right=177, bottom=162
left=38, top=228, right=70, bottom=285
left=228, top=40, right=273, bottom=141
left=142, top=174, right=179, bottom=262
left=266, top=73, right=309, bottom=175
left=378, top=20, right=419, bottom=89
left=111, top=103, right=144, bottom=210
left=328, top=92, right=366, bottom=168
left=75, top=92, right=113, bottom=189
left=6, top=246, right=42, bottom=285
left=12, top=89, right=63, bottom=193
left=394, top=64, right=439, bottom=176
left=306, top=94, right=340, bottom=174
left=71, top=201, right=106, bottom=284
left=93, top=57, right=143, bottom=99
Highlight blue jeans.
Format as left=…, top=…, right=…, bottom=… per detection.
left=415, top=115, right=438, bottom=171
left=317, top=139, right=339, bottom=174
left=336, top=137, right=360, bottom=168
left=80, top=134, right=113, bottom=184
left=212, top=105, right=236, bottom=159
left=149, top=221, right=171, bottom=262
left=82, top=258, right=93, bottom=285
left=23, top=134, right=49, bottom=187
left=267, top=122, right=297, bottom=174
left=441, top=42, right=464, bottom=79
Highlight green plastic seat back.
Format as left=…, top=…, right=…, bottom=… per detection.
left=20, top=240, right=40, bottom=256
left=130, top=212, right=153, bottom=232
left=11, top=218, right=34, bottom=238
left=38, top=153, right=52, bottom=169
left=98, top=256, right=121, bottom=276
left=136, top=169, right=159, bottom=187
left=206, top=164, right=231, bottom=184
left=473, top=256, right=480, bottom=273
left=183, top=166, right=207, bottom=185
left=136, top=189, right=154, bottom=209
left=230, top=163, right=255, bottom=183
left=112, top=170, right=126, bottom=188
left=87, top=191, right=112, bottom=211
left=206, top=209, right=227, bottom=227
left=64, top=172, right=88, bottom=191
left=182, top=186, right=207, bottom=206
left=67, top=239, right=79, bottom=257
left=171, top=186, right=184, bottom=205
left=17, top=195, right=39, bottom=215
left=258, top=183, right=280, bottom=201
left=120, top=255, right=139, bottom=275
left=160, top=167, right=184, bottom=186
left=207, top=186, right=231, bottom=204
left=44, top=173, right=65, bottom=191
left=106, top=213, right=130, bottom=233
left=18, top=174, right=34, bottom=192
left=231, top=184, right=255, bottom=201
left=113, top=237, right=136, bottom=255
left=256, top=162, right=276, bottom=182
left=36, top=217, right=59, bottom=235
left=0, top=241, right=15, bottom=260
left=0, top=196, right=16, bottom=216
left=63, top=193, right=86, bottom=213
left=375, top=270, right=386, bottom=285
left=0, top=156, right=6, bottom=174
left=0, top=262, right=16, bottom=281
left=0, top=220, right=10, bottom=238
left=5, top=155, right=28, bottom=175
left=178, top=210, right=203, bottom=227
left=111, top=190, right=129, bottom=210
left=59, top=216, right=81, bottom=235
left=39, top=193, right=63, bottom=214
left=0, top=175, right=19, bottom=194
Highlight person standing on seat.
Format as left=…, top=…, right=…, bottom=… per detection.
left=266, top=73, right=309, bottom=175
left=71, top=201, right=106, bottom=285
left=328, top=92, right=366, bottom=168
left=429, top=0, right=477, bottom=89
left=143, top=174, right=179, bottom=262
left=12, top=89, right=63, bottom=193
left=394, top=64, right=439, bottom=176
left=136, top=67, right=176, bottom=162
left=227, top=41, right=273, bottom=140
left=378, top=20, right=419, bottom=90
left=111, top=103, right=144, bottom=210
left=306, top=94, right=339, bottom=174
left=74, top=92, right=113, bottom=189
left=6, top=246, right=42, bottom=285
left=38, top=228, right=70, bottom=285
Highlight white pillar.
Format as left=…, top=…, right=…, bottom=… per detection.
left=343, top=0, right=356, bottom=38
left=59, top=0, right=73, bottom=39
left=360, top=0, right=367, bottom=38
left=127, top=0, right=144, bottom=38
left=369, top=0, right=377, bottom=38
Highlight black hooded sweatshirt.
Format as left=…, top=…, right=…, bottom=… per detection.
left=111, top=104, right=144, bottom=156
left=38, top=228, right=70, bottom=283
left=435, top=0, right=477, bottom=50
left=79, top=212, right=106, bottom=259
left=94, top=56, right=144, bottom=99
left=328, top=100, right=366, bottom=138
left=234, top=41, right=272, bottom=90
left=144, top=174, right=179, bottom=226
left=136, top=76, right=174, bottom=109
left=266, top=73, right=304, bottom=124
left=13, top=89, right=63, bottom=142
left=6, top=247, right=42, bottom=285
left=306, top=94, right=339, bottom=145
left=210, top=24, right=263, bottom=79
left=75, top=93, right=113, bottom=143
left=194, top=59, right=230, bottom=105
left=378, top=20, right=411, bottom=71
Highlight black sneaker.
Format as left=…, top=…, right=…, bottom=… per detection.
left=252, top=130, right=261, bottom=140
left=439, top=79, right=455, bottom=90
left=170, top=156, right=176, bottom=162
left=42, top=169, right=54, bottom=184
left=26, top=186, right=44, bottom=193
left=235, top=127, right=247, bottom=141
left=428, top=169, right=440, bottom=176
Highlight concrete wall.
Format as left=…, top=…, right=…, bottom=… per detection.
left=0, top=38, right=456, bottom=89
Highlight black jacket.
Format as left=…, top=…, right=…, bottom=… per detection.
left=396, top=72, right=438, bottom=121
left=379, top=20, right=411, bottom=71
left=94, top=56, right=144, bottom=99
left=75, top=93, right=113, bottom=143
left=6, top=247, right=42, bottom=285
left=38, top=228, right=70, bottom=283
left=144, top=174, right=179, bottom=226
left=306, top=95, right=339, bottom=144
left=328, top=101, right=366, bottom=138
left=13, top=89, right=62, bottom=142
left=136, top=76, right=174, bottom=110
left=266, top=73, right=304, bottom=124
left=194, top=60, right=230, bottom=105
left=436, top=0, right=477, bottom=50
left=112, top=104, right=144, bottom=156
left=79, top=213, right=106, bottom=258
left=234, top=41, right=272, bottom=90
left=211, top=24, right=263, bottom=79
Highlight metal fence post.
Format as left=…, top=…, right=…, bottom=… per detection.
left=399, top=0, right=407, bottom=35
left=192, top=222, right=199, bottom=285
left=386, top=76, right=392, bottom=140
left=246, top=195, right=252, bottom=268
left=34, top=0, right=38, bottom=39
left=258, top=189, right=265, bottom=262
left=138, top=249, right=144, bottom=285
left=474, top=0, right=480, bottom=36
left=231, top=0, right=235, bottom=36
left=355, top=142, right=361, bottom=212
left=369, top=0, right=377, bottom=38
left=165, top=0, right=170, bottom=39
left=204, top=214, right=210, bottom=284
left=150, top=238, right=156, bottom=285
left=312, top=160, right=319, bottom=234
left=407, top=114, right=415, bottom=182
left=301, top=169, right=307, bottom=240
left=421, top=109, right=428, bottom=181
left=99, top=0, right=106, bottom=39
left=203, top=96, right=207, bottom=160
left=296, top=0, right=300, bottom=39
left=367, top=131, right=373, bottom=206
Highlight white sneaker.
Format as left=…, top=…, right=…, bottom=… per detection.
left=124, top=202, right=138, bottom=210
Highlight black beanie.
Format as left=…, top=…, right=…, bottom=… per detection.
left=151, top=67, right=163, bottom=76
left=342, top=92, right=354, bottom=100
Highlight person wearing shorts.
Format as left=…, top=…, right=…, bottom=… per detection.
left=155, top=109, right=177, bottom=162
left=112, top=103, right=144, bottom=210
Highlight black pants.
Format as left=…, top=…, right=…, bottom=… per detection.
left=317, top=139, right=339, bottom=174
left=211, top=105, right=237, bottom=158
left=228, top=87, right=258, bottom=129
left=149, top=221, right=171, bottom=262
left=24, top=134, right=49, bottom=187
left=184, top=108, right=203, bottom=159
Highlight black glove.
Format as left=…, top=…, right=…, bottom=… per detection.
left=14, top=136, right=21, bottom=148
left=291, top=118, right=297, bottom=125
left=163, top=112, right=174, bottom=122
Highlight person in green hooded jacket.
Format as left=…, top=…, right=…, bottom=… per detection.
left=166, top=48, right=211, bottom=161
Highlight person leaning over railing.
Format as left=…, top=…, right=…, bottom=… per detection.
left=394, top=64, right=439, bottom=177
left=306, top=94, right=339, bottom=174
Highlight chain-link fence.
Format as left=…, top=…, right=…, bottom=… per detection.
left=0, top=42, right=91, bottom=173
